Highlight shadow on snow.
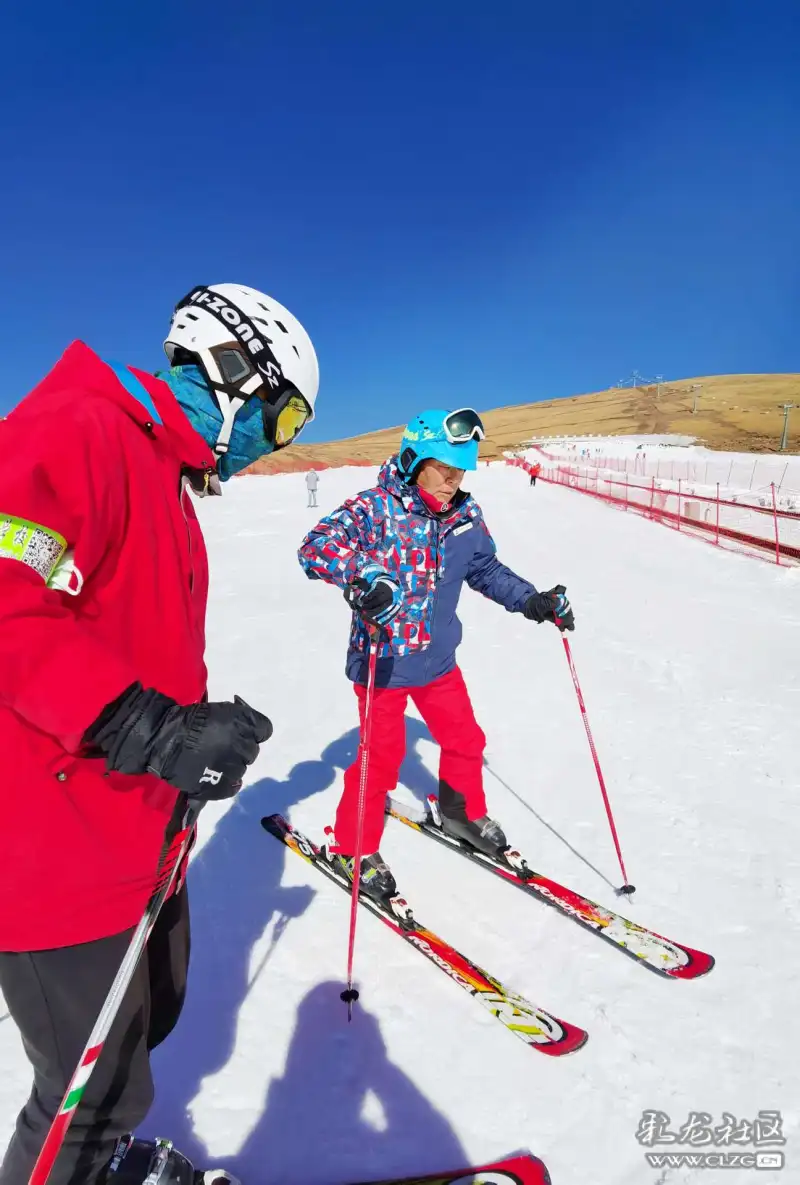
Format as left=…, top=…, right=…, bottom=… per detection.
left=146, top=722, right=466, bottom=1183
left=146, top=713, right=595, bottom=1179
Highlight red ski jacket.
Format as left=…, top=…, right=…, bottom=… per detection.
left=0, top=342, right=216, bottom=951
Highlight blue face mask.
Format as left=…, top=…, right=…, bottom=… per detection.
left=159, top=365, right=273, bottom=480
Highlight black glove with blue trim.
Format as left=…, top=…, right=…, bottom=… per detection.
left=344, top=563, right=403, bottom=627
left=523, top=584, right=575, bottom=632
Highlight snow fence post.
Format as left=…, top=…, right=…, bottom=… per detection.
left=716, top=483, right=720, bottom=546
left=678, top=478, right=682, bottom=531
left=649, top=476, right=656, bottom=519
left=772, top=483, right=781, bottom=566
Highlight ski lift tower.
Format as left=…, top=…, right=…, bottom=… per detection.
left=616, top=371, right=665, bottom=403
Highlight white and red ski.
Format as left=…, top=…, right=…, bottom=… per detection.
left=262, top=814, right=587, bottom=1057
left=350, top=1152, right=550, bottom=1185
left=388, top=802, right=714, bottom=980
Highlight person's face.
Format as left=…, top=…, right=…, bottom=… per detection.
left=416, top=458, right=465, bottom=502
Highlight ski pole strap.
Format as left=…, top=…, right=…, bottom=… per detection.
left=155, top=796, right=202, bottom=895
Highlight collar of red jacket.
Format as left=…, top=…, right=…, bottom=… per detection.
left=39, top=341, right=216, bottom=474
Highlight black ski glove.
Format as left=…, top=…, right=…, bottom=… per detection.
left=85, top=683, right=273, bottom=801
left=523, top=584, right=575, bottom=632
left=343, top=565, right=402, bottom=627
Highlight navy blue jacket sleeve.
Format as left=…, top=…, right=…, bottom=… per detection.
left=465, top=519, right=537, bottom=612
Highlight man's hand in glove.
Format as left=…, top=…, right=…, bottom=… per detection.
left=523, top=584, right=575, bottom=632
left=85, top=684, right=273, bottom=801
left=344, top=562, right=403, bottom=627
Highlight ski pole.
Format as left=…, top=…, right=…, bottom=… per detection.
left=28, top=800, right=203, bottom=1185
left=340, top=630, right=380, bottom=1019
left=559, top=634, right=635, bottom=896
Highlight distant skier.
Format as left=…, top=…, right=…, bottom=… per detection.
left=306, top=466, right=319, bottom=507
left=298, top=408, right=574, bottom=904
left=0, top=284, right=319, bottom=1185
left=530, top=462, right=541, bottom=487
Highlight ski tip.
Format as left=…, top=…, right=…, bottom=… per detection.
left=573, top=1028, right=590, bottom=1054
left=537, top=1025, right=589, bottom=1056
left=667, top=949, right=716, bottom=980
left=260, top=814, right=287, bottom=832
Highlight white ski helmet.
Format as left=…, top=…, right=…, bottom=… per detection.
left=164, top=283, right=319, bottom=456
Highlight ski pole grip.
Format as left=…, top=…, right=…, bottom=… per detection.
left=180, top=797, right=205, bottom=831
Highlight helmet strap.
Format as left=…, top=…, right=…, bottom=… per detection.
left=211, top=389, right=246, bottom=456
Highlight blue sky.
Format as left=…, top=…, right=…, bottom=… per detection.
left=0, top=1, right=798, bottom=441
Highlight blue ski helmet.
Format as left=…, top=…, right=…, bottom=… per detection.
left=398, top=407, right=485, bottom=479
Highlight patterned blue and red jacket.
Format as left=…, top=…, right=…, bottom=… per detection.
left=298, top=456, right=537, bottom=688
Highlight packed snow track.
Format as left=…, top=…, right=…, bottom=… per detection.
left=2, top=463, right=797, bottom=1184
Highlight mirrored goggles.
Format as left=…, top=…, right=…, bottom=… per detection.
left=272, top=393, right=311, bottom=449
left=443, top=407, right=485, bottom=443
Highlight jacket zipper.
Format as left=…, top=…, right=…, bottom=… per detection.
left=424, top=520, right=442, bottom=679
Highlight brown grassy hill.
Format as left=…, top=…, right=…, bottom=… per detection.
left=244, top=373, right=800, bottom=474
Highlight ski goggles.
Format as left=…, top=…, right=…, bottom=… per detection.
left=443, top=408, right=485, bottom=443
left=263, top=390, right=312, bottom=450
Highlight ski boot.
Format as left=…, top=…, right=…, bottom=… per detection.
left=105, top=1135, right=240, bottom=1185
left=432, top=782, right=508, bottom=856
left=440, top=810, right=508, bottom=856
left=432, top=786, right=531, bottom=875
left=324, top=829, right=413, bottom=923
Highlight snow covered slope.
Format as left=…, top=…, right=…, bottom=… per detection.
left=2, top=464, right=798, bottom=1184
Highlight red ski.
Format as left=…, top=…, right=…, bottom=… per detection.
left=389, top=803, right=714, bottom=980
left=350, top=1152, right=550, bottom=1185
left=262, top=815, right=587, bottom=1057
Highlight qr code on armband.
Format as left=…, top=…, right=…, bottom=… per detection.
left=0, top=517, right=66, bottom=583
left=21, top=528, right=65, bottom=581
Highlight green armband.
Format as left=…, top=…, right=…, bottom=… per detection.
left=0, top=514, right=68, bottom=585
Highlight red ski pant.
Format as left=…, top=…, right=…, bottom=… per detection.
left=334, top=665, right=487, bottom=854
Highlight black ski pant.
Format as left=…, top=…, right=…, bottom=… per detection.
left=0, top=888, right=190, bottom=1185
